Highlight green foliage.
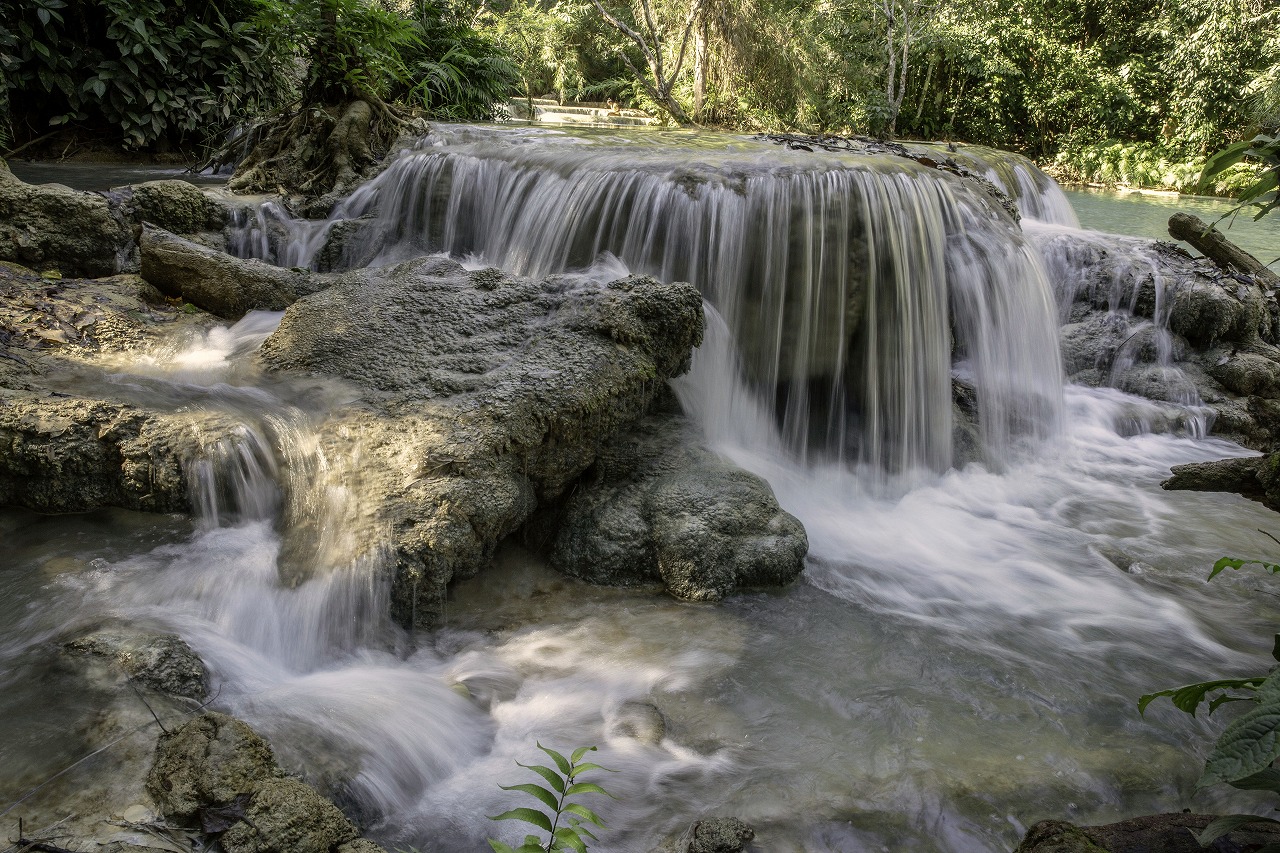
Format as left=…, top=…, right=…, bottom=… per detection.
left=1049, top=140, right=1263, bottom=195
left=488, top=743, right=614, bottom=853
left=394, top=0, right=519, bottom=121
left=251, top=0, right=422, bottom=104
left=0, top=0, right=292, bottom=150
left=1141, top=555, right=1280, bottom=842
left=1201, top=135, right=1280, bottom=220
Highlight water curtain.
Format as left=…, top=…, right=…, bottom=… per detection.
left=236, top=127, right=1067, bottom=481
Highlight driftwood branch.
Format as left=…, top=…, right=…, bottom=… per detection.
left=1169, top=211, right=1280, bottom=287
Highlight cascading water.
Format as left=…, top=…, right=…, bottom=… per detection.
left=6, top=126, right=1280, bottom=853
left=1028, top=222, right=1214, bottom=436
left=235, top=125, right=1065, bottom=482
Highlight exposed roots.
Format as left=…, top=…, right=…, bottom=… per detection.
left=213, top=97, right=424, bottom=212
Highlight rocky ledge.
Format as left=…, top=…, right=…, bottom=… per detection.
left=1, top=160, right=810, bottom=627
left=253, top=254, right=805, bottom=627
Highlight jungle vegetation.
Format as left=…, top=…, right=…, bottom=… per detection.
left=0, top=0, right=1276, bottom=198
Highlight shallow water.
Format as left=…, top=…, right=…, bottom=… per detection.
left=6, top=160, right=226, bottom=191
left=4, top=134, right=1280, bottom=852
left=1066, top=186, right=1280, bottom=270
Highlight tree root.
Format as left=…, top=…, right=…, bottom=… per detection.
left=218, top=97, right=424, bottom=210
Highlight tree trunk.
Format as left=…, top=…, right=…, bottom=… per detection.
left=693, top=15, right=707, bottom=120
left=1169, top=212, right=1280, bottom=286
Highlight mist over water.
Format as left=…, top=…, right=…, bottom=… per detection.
left=4, top=126, right=1278, bottom=852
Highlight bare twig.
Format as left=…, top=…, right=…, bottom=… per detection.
left=0, top=131, right=59, bottom=160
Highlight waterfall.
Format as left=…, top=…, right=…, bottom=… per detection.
left=940, top=143, right=1081, bottom=228
left=1027, top=222, right=1212, bottom=436
left=236, top=124, right=1065, bottom=484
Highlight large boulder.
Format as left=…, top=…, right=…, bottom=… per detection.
left=547, top=414, right=807, bottom=600
left=256, top=256, right=706, bottom=627
left=0, top=157, right=242, bottom=279
left=113, top=178, right=228, bottom=235
left=148, top=712, right=387, bottom=853
left=0, top=158, right=133, bottom=277
left=141, top=225, right=321, bottom=318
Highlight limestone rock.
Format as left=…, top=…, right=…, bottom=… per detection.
left=65, top=629, right=208, bottom=700
left=1015, top=814, right=1280, bottom=853
left=220, top=777, right=359, bottom=853
left=256, top=257, right=705, bottom=628
left=141, top=225, right=321, bottom=318
left=114, top=179, right=227, bottom=235
left=147, top=712, right=387, bottom=853
left=1031, top=225, right=1280, bottom=450
left=549, top=415, right=807, bottom=601
left=1013, top=820, right=1108, bottom=853
left=1207, top=346, right=1280, bottom=397
left=0, top=159, right=133, bottom=277
left=687, top=817, right=755, bottom=853
left=148, top=712, right=283, bottom=822
left=1163, top=452, right=1280, bottom=513
left=0, top=396, right=198, bottom=513
left=1167, top=274, right=1266, bottom=347
left=0, top=263, right=222, bottom=514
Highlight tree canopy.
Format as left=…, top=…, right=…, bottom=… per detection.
left=1, top=0, right=1276, bottom=193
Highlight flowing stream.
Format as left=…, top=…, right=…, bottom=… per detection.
left=4, top=126, right=1280, bottom=852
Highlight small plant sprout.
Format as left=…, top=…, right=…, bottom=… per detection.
left=488, top=743, right=615, bottom=853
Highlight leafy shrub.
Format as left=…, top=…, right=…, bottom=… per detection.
left=0, top=0, right=292, bottom=150
left=1050, top=139, right=1263, bottom=196
left=394, top=0, right=518, bottom=121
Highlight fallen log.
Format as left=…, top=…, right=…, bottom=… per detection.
left=1168, top=211, right=1280, bottom=287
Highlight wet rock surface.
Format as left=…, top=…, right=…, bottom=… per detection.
left=546, top=414, right=807, bottom=601
left=1033, top=221, right=1280, bottom=455
left=0, top=262, right=220, bottom=513
left=257, top=256, right=708, bottom=627
left=65, top=628, right=209, bottom=700
left=686, top=817, right=756, bottom=853
left=141, top=225, right=322, bottom=318
left=1015, top=814, right=1280, bottom=853
left=148, top=711, right=387, bottom=853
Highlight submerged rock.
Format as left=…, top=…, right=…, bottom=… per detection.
left=548, top=414, right=807, bottom=600
left=65, top=628, right=208, bottom=700
left=1015, top=814, right=1280, bottom=853
left=148, top=711, right=387, bottom=853
left=257, top=257, right=706, bottom=627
